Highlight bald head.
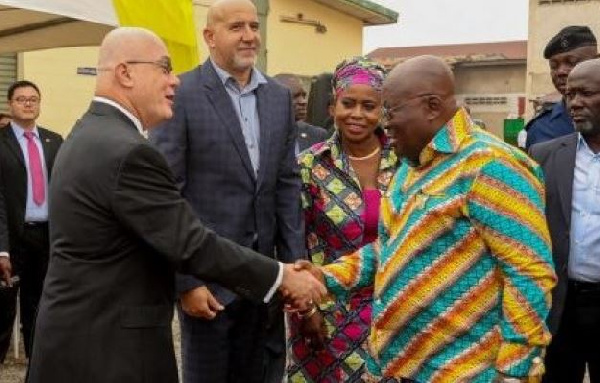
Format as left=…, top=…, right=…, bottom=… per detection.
left=203, top=0, right=260, bottom=85
left=94, top=27, right=179, bottom=129
left=97, top=27, right=163, bottom=72
left=567, top=58, right=600, bottom=141
left=385, top=55, right=455, bottom=101
left=382, top=56, right=458, bottom=165
left=207, top=0, right=256, bottom=27
left=96, top=27, right=167, bottom=96
left=569, top=57, right=600, bottom=80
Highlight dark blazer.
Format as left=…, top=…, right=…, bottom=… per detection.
left=529, top=132, right=578, bottom=333
left=297, top=121, right=329, bottom=153
left=26, top=102, right=280, bottom=383
left=150, top=60, right=304, bottom=304
left=0, top=125, right=62, bottom=253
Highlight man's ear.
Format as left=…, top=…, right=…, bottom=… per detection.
left=203, top=28, right=215, bottom=49
left=425, top=95, right=443, bottom=120
left=115, top=63, right=134, bottom=88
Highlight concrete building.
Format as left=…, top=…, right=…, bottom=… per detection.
left=0, top=0, right=397, bottom=137
left=526, top=0, right=600, bottom=118
left=369, top=41, right=528, bottom=139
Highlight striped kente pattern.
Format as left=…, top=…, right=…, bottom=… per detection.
left=322, top=108, right=557, bottom=382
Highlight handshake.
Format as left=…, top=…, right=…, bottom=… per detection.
left=180, top=260, right=326, bottom=319
left=280, top=260, right=327, bottom=311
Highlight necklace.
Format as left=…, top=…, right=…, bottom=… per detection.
left=347, top=146, right=381, bottom=161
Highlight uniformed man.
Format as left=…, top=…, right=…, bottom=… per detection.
left=525, top=25, right=599, bottom=148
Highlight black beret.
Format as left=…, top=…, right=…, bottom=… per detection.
left=544, top=26, right=597, bottom=59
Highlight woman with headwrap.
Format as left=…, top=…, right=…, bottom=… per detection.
left=287, top=57, right=399, bottom=382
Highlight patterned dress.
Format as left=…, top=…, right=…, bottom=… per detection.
left=287, top=129, right=398, bottom=382
left=322, top=108, right=556, bottom=382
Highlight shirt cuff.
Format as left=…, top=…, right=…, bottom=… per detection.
left=0, top=252, right=9, bottom=258
left=263, top=262, right=283, bottom=303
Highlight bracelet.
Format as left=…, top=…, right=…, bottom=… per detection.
left=297, top=305, right=318, bottom=319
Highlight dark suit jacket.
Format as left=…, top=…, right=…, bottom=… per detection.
left=297, top=121, right=329, bottom=153
left=0, top=125, right=62, bottom=254
left=529, top=132, right=578, bottom=333
left=150, top=59, right=304, bottom=305
left=26, top=102, right=280, bottom=383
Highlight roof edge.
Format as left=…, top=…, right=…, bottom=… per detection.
left=341, top=0, right=398, bottom=22
left=315, top=0, right=398, bottom=25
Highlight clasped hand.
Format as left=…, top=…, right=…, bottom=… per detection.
left=279, top=260, right=326, bottom=311
left=179, top=260, right=327, bottom=321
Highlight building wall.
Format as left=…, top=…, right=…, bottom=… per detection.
left=21, top=47, right=99, bottom=137
left=455, top=63, right=526, bottom=138
left=267, top=0, right=363, bottom=76
left=526, top=0, right=600, bottom=117
left=20, top=0, right=366, bottom=135
left=455, top=64, right=526, bottom=95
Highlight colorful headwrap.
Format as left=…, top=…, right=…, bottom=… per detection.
left=331, top=56, right=386, bottom=97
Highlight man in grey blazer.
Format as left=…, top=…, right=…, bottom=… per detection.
left=26, top=27, right=325, bottom=383
left=529, top=58, right=600, bottom=382
left=149, top=1, right=305, bottom=382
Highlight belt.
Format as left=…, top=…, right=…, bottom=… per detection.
left=569, top=279, right=600, bottom=293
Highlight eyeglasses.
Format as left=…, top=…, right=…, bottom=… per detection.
left=12, top=96, right=40, bottom=105
left=125, top=58, right=173, bottom=74
left=382, top=93, right=440, bottom=125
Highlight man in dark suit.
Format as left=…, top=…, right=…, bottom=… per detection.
left=529, top=58, right=600, bottom=382
left=149, top=1, right=305, bottom=381
left=0, top=80, right=62, bottom=363
left=273, top=74, right=329, bottom=153
left=25, top=27, right=325, bottom=383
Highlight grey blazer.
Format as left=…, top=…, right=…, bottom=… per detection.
left=150, top=60, right=304, bottom=304
left=529, top=132, right=578, bottom=333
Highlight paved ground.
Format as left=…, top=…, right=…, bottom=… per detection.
left=0, top=317, right=182, bottom=383
left=0, top=336, right=26, bottom=383
left=0, top=319, right=590, bottom=382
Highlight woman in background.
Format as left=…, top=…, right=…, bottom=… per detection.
left=287, top=57, right=398, bottom=382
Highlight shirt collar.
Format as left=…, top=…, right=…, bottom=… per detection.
left=577, top=132, right=585, bottom=151
left=416, top=107, right=472, bottom=167
left=576, top=132, right=600, bottom=156
left=210, top=58, right=267, bottom=92
left=10, top=121, right=39, bottom=139
left=93, top=96, right=145, bottom=136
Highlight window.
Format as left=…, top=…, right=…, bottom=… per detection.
left=0, top=54, right=17, bottom=113
left=464, top=96, right=508, bottom=106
